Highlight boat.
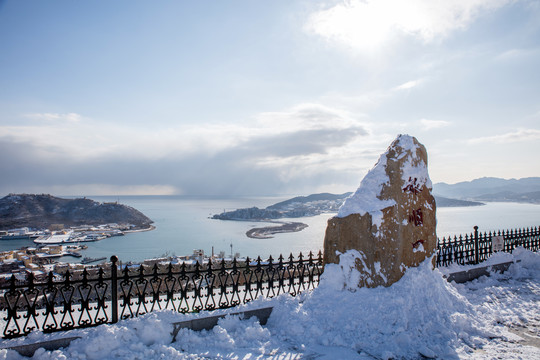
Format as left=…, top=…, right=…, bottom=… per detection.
left=81, top=257, right=106, bottom=264
left=64, top=251, right=82, bottom=258
left=81, top=234, right=107, bottom=242
left=34, top=231, right=107, bottom=244
left=0, top=233, right=39, bottom=240
left=0, top=228, right=40, bottom=240
left=34, top=232, right=74, bottom=244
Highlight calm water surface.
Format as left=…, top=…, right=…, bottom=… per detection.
left=1, top=196, right=538, bottom=262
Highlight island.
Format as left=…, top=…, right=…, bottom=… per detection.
left=246, top=222, right=309, bottom=239
left=212, top=192, right=484, bottom=238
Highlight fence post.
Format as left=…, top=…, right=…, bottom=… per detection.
left=474, top=226, right=479, bottom=264
left=110, top=255, right=118, bottom=324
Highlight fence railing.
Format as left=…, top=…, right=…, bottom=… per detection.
left=0, top=252, right=323, bottom=339
left=435, top=225, right=540, bottom=267
left=1, top=225, right=538, bottom=339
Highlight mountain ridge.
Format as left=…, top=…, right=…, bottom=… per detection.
left=0, top=194, right=153, bottom=230
left=433, top=177, right=540, bottom=203
left=212, top=193, right=483, bottom=221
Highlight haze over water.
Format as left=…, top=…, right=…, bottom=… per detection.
left=1, top=196, right=538, bottom=263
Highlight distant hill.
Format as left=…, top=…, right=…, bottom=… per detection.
left=266, top=192, right=352, bottom=210
left=212, top=192, right=351, bottom=220
left=434, top=196, right=483, bottom=207
left=212, top=192, right=482, bottom=221
left=0, top=194, right=153, bottom=230
left=433, top=177, right=540, bottom=204
left=473, top=190, right=540, bottom=204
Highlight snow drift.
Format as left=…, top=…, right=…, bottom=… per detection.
left=0, top=249, right=538, bottom=359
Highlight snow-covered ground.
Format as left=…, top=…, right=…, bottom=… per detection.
left=0, top=248, right=538, bottom=360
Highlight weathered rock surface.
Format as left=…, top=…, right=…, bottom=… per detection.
left=323, top=134, right=436, bottom=288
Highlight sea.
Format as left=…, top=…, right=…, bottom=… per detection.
left=1, top=196, right=539, bottom=263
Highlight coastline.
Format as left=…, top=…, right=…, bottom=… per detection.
left=246, top=222, right=308, bottom=239
left=125, top=225, right=156, bottom=233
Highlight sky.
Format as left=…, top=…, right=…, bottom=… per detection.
left=1, top=0, right=539, bottom=197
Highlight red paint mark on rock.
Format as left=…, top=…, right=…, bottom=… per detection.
left=408, top=208, right=423, bottom=226
left=412, top=239, right=425, bottom=249
left=402, top=177, right=421, bottom=195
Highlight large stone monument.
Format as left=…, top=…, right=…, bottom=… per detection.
left=323, top=134, right=436, bottom=288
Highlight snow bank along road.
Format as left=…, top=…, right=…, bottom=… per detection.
left=0, top=248, right=538, bottom=360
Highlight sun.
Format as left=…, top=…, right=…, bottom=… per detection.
left=307, top=0, right=394, bottom=51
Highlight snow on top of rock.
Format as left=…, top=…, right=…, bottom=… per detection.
left=397, top=134, right=432, bottom=190
left=337, top=134, right=430, bottom=225
left=336, top=150, right=395, bottom=225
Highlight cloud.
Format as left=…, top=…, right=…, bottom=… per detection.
left=469, top=129, right=540, bottom=144
left=255, top=103, right=364, bottom=132
left=238, top=128, right=366, bottom=158
left=394, top=80, right=422, bottom=91
left=419, top=119, right=450, bottom=129
left=0, top=104, right=372, bottom=196
left=5, top=184, right=179, bottom=197
left=306, top=0, right=512, bottom=51
left=2, top=103, right=368, bottom=160
left=529, top=110, right=540, bottom=119
left=24, top=112, right=83, bottom=123
left=494, top=47, right=540, bottom=62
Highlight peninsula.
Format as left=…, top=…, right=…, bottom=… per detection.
left=0, top=194, right=153, bottom=231
left=212, top=193, right=352, bottom=221
left=212, top=192, right=483, bottom=238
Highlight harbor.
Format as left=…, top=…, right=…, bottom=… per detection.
left=0, top=228, right=41, bottom=241
left=0, top=222, right=151, bottom=246
left=33, top=226, right=126, bottom=245
left=0, top=224, right=137, bottom=284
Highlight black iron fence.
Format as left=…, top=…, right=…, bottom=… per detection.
left=1, top=225, right=538, bottom=339
left=435, top=225, right=540, bottom=267
left=0, top=252, right=323, bottom=339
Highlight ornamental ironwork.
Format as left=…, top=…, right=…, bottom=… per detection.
left=0, top=225, right=538, bottom=339
left=435, top=226, right=539, bottom=267
left=0, top=252, right=323, bottom=339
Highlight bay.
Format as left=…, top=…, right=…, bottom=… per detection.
left=0, top=196, right=538, bottom=263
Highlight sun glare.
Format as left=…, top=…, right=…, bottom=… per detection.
left=308, top=1, right=393, bottom=51
left=307, top=0, right=513, bottom=51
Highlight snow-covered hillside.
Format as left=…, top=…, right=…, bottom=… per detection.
left=0, top=249, right=538, bottom=359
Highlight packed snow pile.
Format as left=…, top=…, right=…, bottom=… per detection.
left=0, top=249, right=539, bottom=359
left=270, top=254, right=482, bottom=359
